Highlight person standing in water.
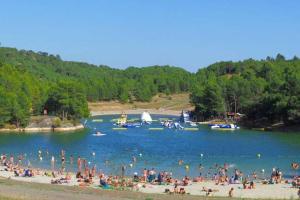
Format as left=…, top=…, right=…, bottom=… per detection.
left=77, top=156, right=81, bottom=172
left=61, top=150, right=65, bottom=166
left=70, top=155, right=73, bottom=165
left=51, top=156, right=55, bottom=171
left=121, top=165, right=126, bottom=179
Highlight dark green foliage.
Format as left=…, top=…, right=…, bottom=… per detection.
left=0, top=47, right=299, bottom=127
left=0, top=64, right=45, bottom=127
left=191, top=57, right=300, bottom=126
left=45, top=80, right=90, bottom=120
left=0, top=48, right=192, bottom=103
left=0, top=47, right=192, bottom=127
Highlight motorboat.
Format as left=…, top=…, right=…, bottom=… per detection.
left=211, top=124, right=240, bottom=130
left=189, top=122, right=197, bottom=127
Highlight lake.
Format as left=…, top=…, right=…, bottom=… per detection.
left=0, top=114, right=300, bottom=178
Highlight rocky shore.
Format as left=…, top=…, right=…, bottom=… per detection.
left=0, top=116, right=85, bottom=133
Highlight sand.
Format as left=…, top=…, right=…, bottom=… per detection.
left=0, top=166, right=299, bottom=199
left=91, top=109, right=181, bottom=117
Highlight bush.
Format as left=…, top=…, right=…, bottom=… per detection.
left=52, top=118, right=61, bottom=127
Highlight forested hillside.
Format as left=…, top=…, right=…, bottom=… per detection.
left=0, top=47, right=192, bottom=127
left=191, top=54, right=300, bottom=126
left=0, top=47, right=192, bottom=102
left=0, top=47, right=299, bottom=128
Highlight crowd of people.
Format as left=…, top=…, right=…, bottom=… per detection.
left=1, top=152, right=300, bottom=198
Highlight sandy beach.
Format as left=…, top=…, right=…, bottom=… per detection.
left=91, top=109, right=182, bottom=117
left=0, top=165, right=299, bottom=199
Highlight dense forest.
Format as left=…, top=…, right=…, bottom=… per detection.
left=191, top=54, right=300, bottom=127
left=0, top=47, right=192, bottom=127
left=0, top=47, right=299, bottom=128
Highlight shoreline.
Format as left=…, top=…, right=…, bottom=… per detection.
left=0, top=164, right=299, bottom=199
left=0, top=124, right=85, bottom=133
left=90, top=109, right=182, bottom=117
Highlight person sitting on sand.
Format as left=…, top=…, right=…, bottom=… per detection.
left=179, top=187, right=186, bottom=194
left=228, top=187, right=234, bottom=197
left=24, top=169, right=32, bottom=177
left=133, top=172, right=139, bottom=182
left=249, top=181, right=255, bottom=189
left=76, top=171, right=83, bottom=179
left=99, top=174, right=110, bottom=188
left=202, top=187, right=219, bottom=196
left=157, top=172, right=163, bottom=185
left=182, top=176, right=190, bottom=186
left=148, top=168, right=156, bottom=183
left=14, top=170, right=20, bottom=177
left=193, top=175, right=203, bottom=182
left=65, top=172, right=71, bottom=181
left=242, top=177, right=247, bottom=189
left=206, top=188, right=213, bottom=196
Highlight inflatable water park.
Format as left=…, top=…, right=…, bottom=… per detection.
left=89, top=110, right=240, bottom=134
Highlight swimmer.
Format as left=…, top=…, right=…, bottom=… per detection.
left=291, top=162, right=299, bottom=170
left=257, top=153, right=261, bottom=158
left=178, top=160, right=183, bottom=165
left=51, top=156, right=55, bottom=170
left=185, top=165, right=190, bottom=171
left=70, top=155, right=73, bottom=165
left=132, top=156, right=136, bottom=163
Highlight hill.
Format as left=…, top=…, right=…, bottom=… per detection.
left=0, top=47, right=193, bottom=102
left=191, top=54, right=300, bottom=127
left=0, top=46, right=299, bottom=128
left=0, top=47, right=193, bottom=127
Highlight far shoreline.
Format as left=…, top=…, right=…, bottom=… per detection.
left=90, top=109, right=182, bottom=117
left=0, top=124, right=85, bottom=133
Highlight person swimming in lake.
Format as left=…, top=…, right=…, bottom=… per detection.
left=132, top=156, right=137, bottom=162
left=178, top=160, right=183, bottom=165
left=70, top=155, right=73, bottom=165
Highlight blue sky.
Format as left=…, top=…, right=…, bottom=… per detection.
left=1, top=0, right=300, bottom=72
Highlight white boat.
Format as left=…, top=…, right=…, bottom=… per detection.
left=189, top=122, right=197, bottom=127
left=141, top=111, right=152, bottom=124
left=211, top=124, right=240, bottom=130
